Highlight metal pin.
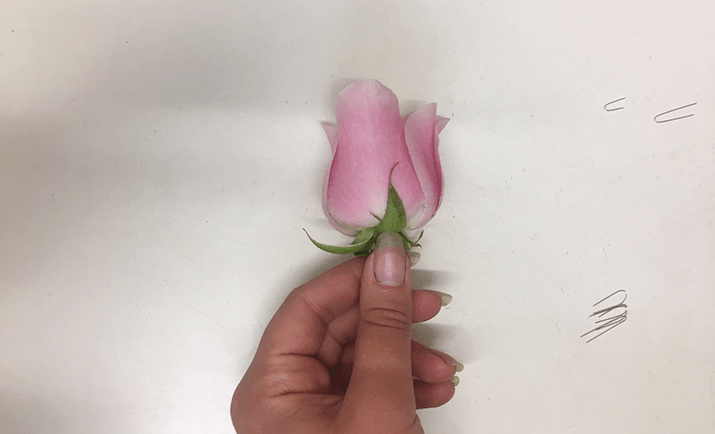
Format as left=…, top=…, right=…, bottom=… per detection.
left=654, top=102, right=697, bottom=123
left=592, top=289, right=627, bottom=308
left=581, top=290, right=628, bottom=343
left=581, top=314, right=627, bottom=343
left=604, top=97, right=626, bottom=112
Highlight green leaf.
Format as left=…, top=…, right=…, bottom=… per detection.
left=304, top=229, right=374, bottom=254
left=376, top=165, right=408, bottom=233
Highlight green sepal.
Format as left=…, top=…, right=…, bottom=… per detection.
left=351, top=243, right=376, bottom=257
left=415, top=230, right=424, bottom=243
left=351, top=227, right=376, bottom=245
left=307, top=165, right=428, bottom=256
left=303, top=229, right=374, bottom=254
left=305, top=227, right=425, bottom=256
left=376, top=166, right=408, bottom=233
left=398, top=231, right=422, bottom=249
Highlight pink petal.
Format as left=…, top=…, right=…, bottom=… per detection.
left=320, top=122, right=357, bottom=235
left=403, top=103, right=447, bottom=229
left=321, top=122, right=338, bottom=153
left=325, top=80, right=424, bottom=230
left=436, top=116, right=450, bottom=133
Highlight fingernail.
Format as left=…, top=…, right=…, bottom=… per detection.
left=429, top=290, right=453, bottom=306
left=373, top=232, right=406, bottom=286
left=408, top=252, right=421, bottom=266
left=451, top=376, right=460, bottom=387
left=428, top=348, right=465, bottom=372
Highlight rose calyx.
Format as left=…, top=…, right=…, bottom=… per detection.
left=305, top=177, right=423, bottom=256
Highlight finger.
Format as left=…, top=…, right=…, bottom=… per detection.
left=316, top=306, right=359, bottom=367
left=414, top=379, right=456, bottom=409
left=317, top=289, right=447, bottom=365
left=328, top=343, right=356, bottom=395
left=341, top=232, right=415, bottom=425
left=334, top=340, right=462, bottom=387
left=412, top=290, right=450, bottom=322
left=258, top=257, right=365, bottom=359
left=411, top=341, right=462, bottom=383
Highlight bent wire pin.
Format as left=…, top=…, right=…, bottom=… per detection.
left=654, top=102, right=697, bottom=123
left=604, top=97, right=626, bottom=112
left=581, top=290, right=628, bottom=343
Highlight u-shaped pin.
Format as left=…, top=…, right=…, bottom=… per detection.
left=654, top=102, right=697, bottom=123
left=604, top=97, right=626, bottom=112
left=581, top=290, right=628, bottom=343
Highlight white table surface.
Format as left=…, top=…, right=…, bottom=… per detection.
left=2, top=1, right=714, bottom=433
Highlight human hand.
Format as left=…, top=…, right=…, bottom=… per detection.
left=231, top=232, right=461, bottom=434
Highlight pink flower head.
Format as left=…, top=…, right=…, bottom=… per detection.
left=321, top=80, right=448, bottom=236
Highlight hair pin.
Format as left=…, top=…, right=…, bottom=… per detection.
left=604, top=97, right=626, bottom=112
left=654, top=102, right=697, bottom=123
left=581, top=290, right=628, bottom=343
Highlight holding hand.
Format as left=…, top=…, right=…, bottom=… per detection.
left=231, top=232, right=461, bottom=434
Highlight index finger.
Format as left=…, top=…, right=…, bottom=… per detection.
left=256, top=256, right=366, bottom=359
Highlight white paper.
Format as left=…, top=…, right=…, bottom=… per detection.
left=2, top=1, right=714, bottom=432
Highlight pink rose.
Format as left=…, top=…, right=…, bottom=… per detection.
left=308, top=80, right=448, bottom=255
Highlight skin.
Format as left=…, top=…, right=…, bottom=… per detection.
left=231, top=247, right=459, bottom=434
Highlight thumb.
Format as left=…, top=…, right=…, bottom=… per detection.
left=342, top=231, right=416, bottom=423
